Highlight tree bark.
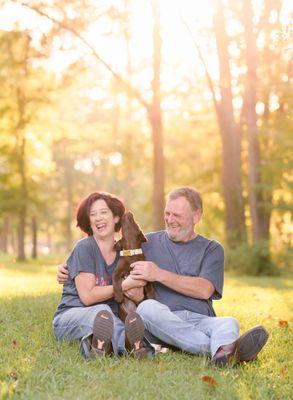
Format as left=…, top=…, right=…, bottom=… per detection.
left=64, top=159, right=74, bottom=252
left=31, top=216, right=37, bottom=259
left=149, top=0, right=165, bottom=230
left=0, top=216, right=9, bottom=252
left=17, top=133, right=27, bottom=261
left=213, top=2, right=246, bottom=246
left=242, top=0, right=269, bottom=242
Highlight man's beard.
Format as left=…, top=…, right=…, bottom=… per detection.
left=166, top=224, right=195, bottom=242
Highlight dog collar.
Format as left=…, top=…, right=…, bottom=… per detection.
left=119, top=248, right=143, bottom=257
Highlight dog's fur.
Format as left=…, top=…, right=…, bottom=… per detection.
left=112, top=211, right=155, bottom=321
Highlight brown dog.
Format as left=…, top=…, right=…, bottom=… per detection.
left=112, top=211, right=155, bottom=321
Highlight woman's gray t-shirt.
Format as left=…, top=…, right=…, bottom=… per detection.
left=54, top=236, right=119, bottom=318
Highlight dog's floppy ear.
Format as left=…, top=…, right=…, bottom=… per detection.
left=115, top=239, right=123, bottom=251
left=137, top=231, right=147, bottom=243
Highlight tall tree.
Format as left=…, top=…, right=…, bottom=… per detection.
left=0, top=30, right=52, bottom=260
left=212, top=1, right=247, bottom=246
left=242, top=0, right=268, bottom=243
left=17, top=0, right=165, bottom=230
left=148, top=0, right=165, bottom=229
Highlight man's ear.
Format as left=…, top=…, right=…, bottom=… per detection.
left=137, top=231, right=147, bottom=243
left=193, top=210, right=202, bottom=225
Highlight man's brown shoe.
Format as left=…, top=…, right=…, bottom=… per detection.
left=212, top=325, right=269, bottom=367
left=235, top=325, right=269, bottom=362
left=211, top=342, right=237, bottom=367
left=90, top=310, right=114, bottom=357
left=125, top=312, right=148, bottom=358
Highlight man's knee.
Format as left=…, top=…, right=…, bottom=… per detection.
left=225, top=317, right=239, bottom=335
left=137, top=299, right=162, bottom=320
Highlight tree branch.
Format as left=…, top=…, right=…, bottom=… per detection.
left=15, top=0, right=151, bottom=111
left=180, top=17, right=220, bottom=117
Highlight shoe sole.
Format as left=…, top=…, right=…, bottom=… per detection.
left=236, top=325, right=269, bottom=362
left=125, top=312, right=147, bottom=358
left=91, top=310, right=114, bottom=357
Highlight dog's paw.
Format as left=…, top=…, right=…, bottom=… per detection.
left=145, top=285, right=155, bottom=299
left=114, top=293, right=124, bottom=303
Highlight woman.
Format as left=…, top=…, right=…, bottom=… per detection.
left=52, top=191, right=148, bottom=358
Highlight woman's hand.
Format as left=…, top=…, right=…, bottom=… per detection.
left=121, top=275, right=147, bottom=291
left=57, top=263, right=69, bottom=284
left=123, top=287, right=145, bottom=304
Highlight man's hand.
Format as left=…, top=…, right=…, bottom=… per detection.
left=57, top=263, right=69, bottom=284
left=130, top=261, right=160, bottom=282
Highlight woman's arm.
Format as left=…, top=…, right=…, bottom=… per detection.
left=75, top=273, right=147, bottom=306
left=75, top=272, right=114, bottom=306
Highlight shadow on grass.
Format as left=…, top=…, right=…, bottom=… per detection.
left=0, top=253, right=65, bottom=275
left=226, top=273, right=293, bottom=291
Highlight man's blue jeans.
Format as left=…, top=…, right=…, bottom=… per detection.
left=137, top=299, right=239, bottom=357
left=52, top=304, right=125, bottom=356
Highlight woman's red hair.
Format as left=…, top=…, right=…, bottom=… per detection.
left=76, top=192, right=125, bottom=235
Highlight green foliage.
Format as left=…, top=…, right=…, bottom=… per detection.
left=0, top=1, right=291, bottom=271
left=225, top=241, right=281, bottom=276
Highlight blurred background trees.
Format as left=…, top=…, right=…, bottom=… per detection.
left=0, top=0, right=291, bottom=274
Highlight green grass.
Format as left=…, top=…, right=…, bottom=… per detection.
left=0, top=254, right=292, bottom=400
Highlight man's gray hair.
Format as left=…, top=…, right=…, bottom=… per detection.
left=167, top=187, right=203, bottom=213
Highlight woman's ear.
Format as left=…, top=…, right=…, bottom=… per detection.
left=114, top=215, right=120, bottom=224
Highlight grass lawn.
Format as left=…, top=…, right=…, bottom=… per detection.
left=0, top=254, right=292, bottom=400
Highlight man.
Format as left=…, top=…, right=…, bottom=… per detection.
left=57, top=187, right=269, bottom=366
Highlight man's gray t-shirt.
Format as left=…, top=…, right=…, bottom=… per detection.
left=54, top=236, right=119, bottom=318
left=142, top=231, right=224, bottom=316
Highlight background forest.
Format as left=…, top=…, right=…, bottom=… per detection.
left=0, top=0, right=292, bottom=275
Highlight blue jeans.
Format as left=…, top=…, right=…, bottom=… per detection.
left=52, top=304, right=125, bottom=356
left=137, top=299, right=239, bottom=357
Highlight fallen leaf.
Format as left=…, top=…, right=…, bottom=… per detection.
left=278, top=320, right=288, bottom=328
left=280, top=366, right=288, bottom=378
left=201, top=375, right=217, bottom=387
left=8, top=372, right=18, bottom=381
left=12, top=340, right=17, bottom=348
left=158, top=361, right=166, bottom=372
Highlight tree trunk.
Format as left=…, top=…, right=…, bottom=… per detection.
left=17, top=132, right=27, bottom=261
left=213, top=2, right=246, bottom=246
left=149, top=0, right=165, bottom=230
left=31, top=216, right=37, bottom=259
left=242, top=0, right=269, bottom=243
left=64, top=160, right=73, bottom=252
left=0, top=216, right=9, bottom=252
left=18, top=208, right=26, bottom=261
left=121, top=0, right=135, bottom=210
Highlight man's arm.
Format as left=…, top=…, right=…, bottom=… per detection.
left=130, top=261, right=215, bottom=300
